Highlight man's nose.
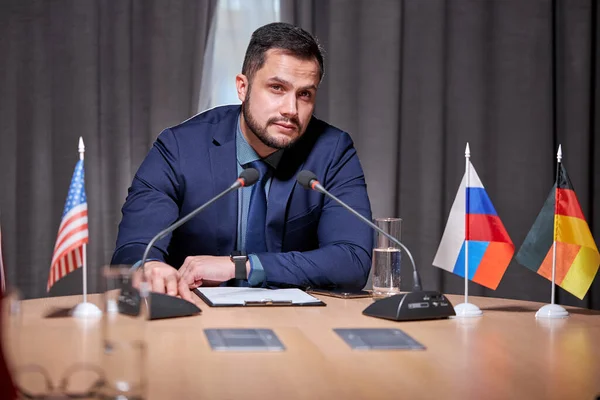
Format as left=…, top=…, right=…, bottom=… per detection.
left=280, top=94, right=298, bottom=118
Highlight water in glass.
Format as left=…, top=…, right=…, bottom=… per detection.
left=372, top=247, right=402, bottom=297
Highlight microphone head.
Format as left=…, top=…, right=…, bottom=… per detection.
left=297, top=170, right=319, bottom=189
left=239, top=167, right=259, bottom=187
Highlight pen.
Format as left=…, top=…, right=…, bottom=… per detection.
left=244, top=299, right=294, bottom=306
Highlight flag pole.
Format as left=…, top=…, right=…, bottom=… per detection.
left=453, top=143, right=482, bottom=318
left=551, top=145, right=561, bottom=305
left=79, top=137, right=88, bottom=304
left=71, top=137, right=101, bottom=319
left=535, top=145, right=568, bottom=319
left=465, top=143, right=470, bottom=305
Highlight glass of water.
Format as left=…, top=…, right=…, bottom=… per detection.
left=100, top=266, right=149, bottom=400
left=372, top=217, right=402, bottom=298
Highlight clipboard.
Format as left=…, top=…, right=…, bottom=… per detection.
left=194, top=287, right=326, bottom=307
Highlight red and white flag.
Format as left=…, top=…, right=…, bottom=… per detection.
left=48, top=160, right=88, bottom=291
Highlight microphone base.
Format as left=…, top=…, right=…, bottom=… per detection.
left=147, top=291, right=202, bottom=320
left=363, top=291, right=455, bottom=321
left=118, top=288, right=202, bottom=320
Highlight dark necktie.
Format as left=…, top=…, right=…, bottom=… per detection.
left=245, top=160, right=270, bottom=254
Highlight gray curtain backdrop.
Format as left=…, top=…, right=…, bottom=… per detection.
left=0, top=0, right=217, bottom=298
left=1, top=0, right=599, bottom=310
left=281, top=0, right=600, bottom=310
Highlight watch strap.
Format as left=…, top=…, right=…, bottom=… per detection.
left=231, top=252, right=248, bottom=280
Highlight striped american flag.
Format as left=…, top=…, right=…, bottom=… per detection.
left=48, top=160, right=88, bottom=291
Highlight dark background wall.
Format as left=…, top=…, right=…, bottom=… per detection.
left=1, top=0, right=599, bottom=310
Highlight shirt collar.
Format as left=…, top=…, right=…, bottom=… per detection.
left=236, top=113, right=283, bottom=169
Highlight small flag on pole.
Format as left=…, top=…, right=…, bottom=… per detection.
left=433, top=160, right=514, bottom=289
left=47, top=160, right=88, bottom=291
left=516, top=163, right=600, bottom=300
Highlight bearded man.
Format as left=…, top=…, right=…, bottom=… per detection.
left=112, top=23, right=373, bottom=301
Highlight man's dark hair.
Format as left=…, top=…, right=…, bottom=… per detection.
left=242, top=22, right=325, bottom=82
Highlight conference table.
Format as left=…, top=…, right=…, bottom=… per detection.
left=7, top=293, right=600, bottom=400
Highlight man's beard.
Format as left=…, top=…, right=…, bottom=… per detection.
left=241, top=88, right=304, bottom=150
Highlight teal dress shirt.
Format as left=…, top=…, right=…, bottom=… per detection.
left=235, top=114, right=282, bottom=286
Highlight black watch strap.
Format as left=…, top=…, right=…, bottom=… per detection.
left=231, top=251, right=248, bottom=280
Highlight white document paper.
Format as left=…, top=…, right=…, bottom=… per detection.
left=195, top=287, right=322, bottom=306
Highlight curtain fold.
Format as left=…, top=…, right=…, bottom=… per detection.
left=197, top=0, right=280, bottom=112
left=282, top=0, right=600, bottom=309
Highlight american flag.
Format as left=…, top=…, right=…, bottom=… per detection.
left=0, top=219, right=5, bottom=293
left=48, top=160, right=88, bottom=291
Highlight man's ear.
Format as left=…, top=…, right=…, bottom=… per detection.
left=236, top=74, right=249, bottom=102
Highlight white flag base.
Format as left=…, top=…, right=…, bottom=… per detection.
left=535, top=304, right=569, bottom=319
left=452, top=302, right=483, bottom=318
left=72, top=302, right=102, bottom=319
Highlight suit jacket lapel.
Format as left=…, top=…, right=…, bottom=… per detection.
left=266, top=175, right=295, bottom=253
left=266, top=150, right=308, bottom=253
left=208, top=110, right=239, bottom=255
left=265, top=117, right=320, bottom=253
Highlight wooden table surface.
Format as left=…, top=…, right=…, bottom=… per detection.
left=6, top=293, right=600, bottom=400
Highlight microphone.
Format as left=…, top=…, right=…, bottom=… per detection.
left=121, top=168, right=259, bottom=320
left=296, top=170, right=455, bottom=321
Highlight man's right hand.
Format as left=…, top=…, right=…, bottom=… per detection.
left=139, top=261, right=179, bottom=297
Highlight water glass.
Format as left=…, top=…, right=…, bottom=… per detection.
left=372, top=217, right=402, bottom=298
left=100, top=266, right=149, bottom=400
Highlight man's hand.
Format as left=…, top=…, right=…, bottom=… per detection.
left=177, top=256, right=238, bottom=301
left=137, top=261, right=180, bottom=297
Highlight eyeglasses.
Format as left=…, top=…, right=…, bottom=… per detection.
left=15, top=362, right=105, bottom=399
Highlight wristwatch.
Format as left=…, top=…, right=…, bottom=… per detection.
left=230, top=251, right=248, bottom=280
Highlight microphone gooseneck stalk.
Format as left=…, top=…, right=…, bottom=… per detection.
left=297, top=171, right=422, bottom=291
left=136, top=168, right=259, bottom=273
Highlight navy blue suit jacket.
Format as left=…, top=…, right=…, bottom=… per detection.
left=111, top=105, right=373, bottom=289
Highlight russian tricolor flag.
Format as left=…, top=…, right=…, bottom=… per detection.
left=433, top=160, right=514, bottom=290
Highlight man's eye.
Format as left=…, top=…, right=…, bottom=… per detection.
left=299, top=91, right=311, bottom=98
left=271, top=85, right=282, bottom=91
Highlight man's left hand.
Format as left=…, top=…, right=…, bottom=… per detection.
left=177, top=256, right=236, bottom=300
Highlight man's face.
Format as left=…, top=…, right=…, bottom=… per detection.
left=237, top=49, right=320, bottom=151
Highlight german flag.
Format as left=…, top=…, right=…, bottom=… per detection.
left=516, top=164, right=600, bottom=299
